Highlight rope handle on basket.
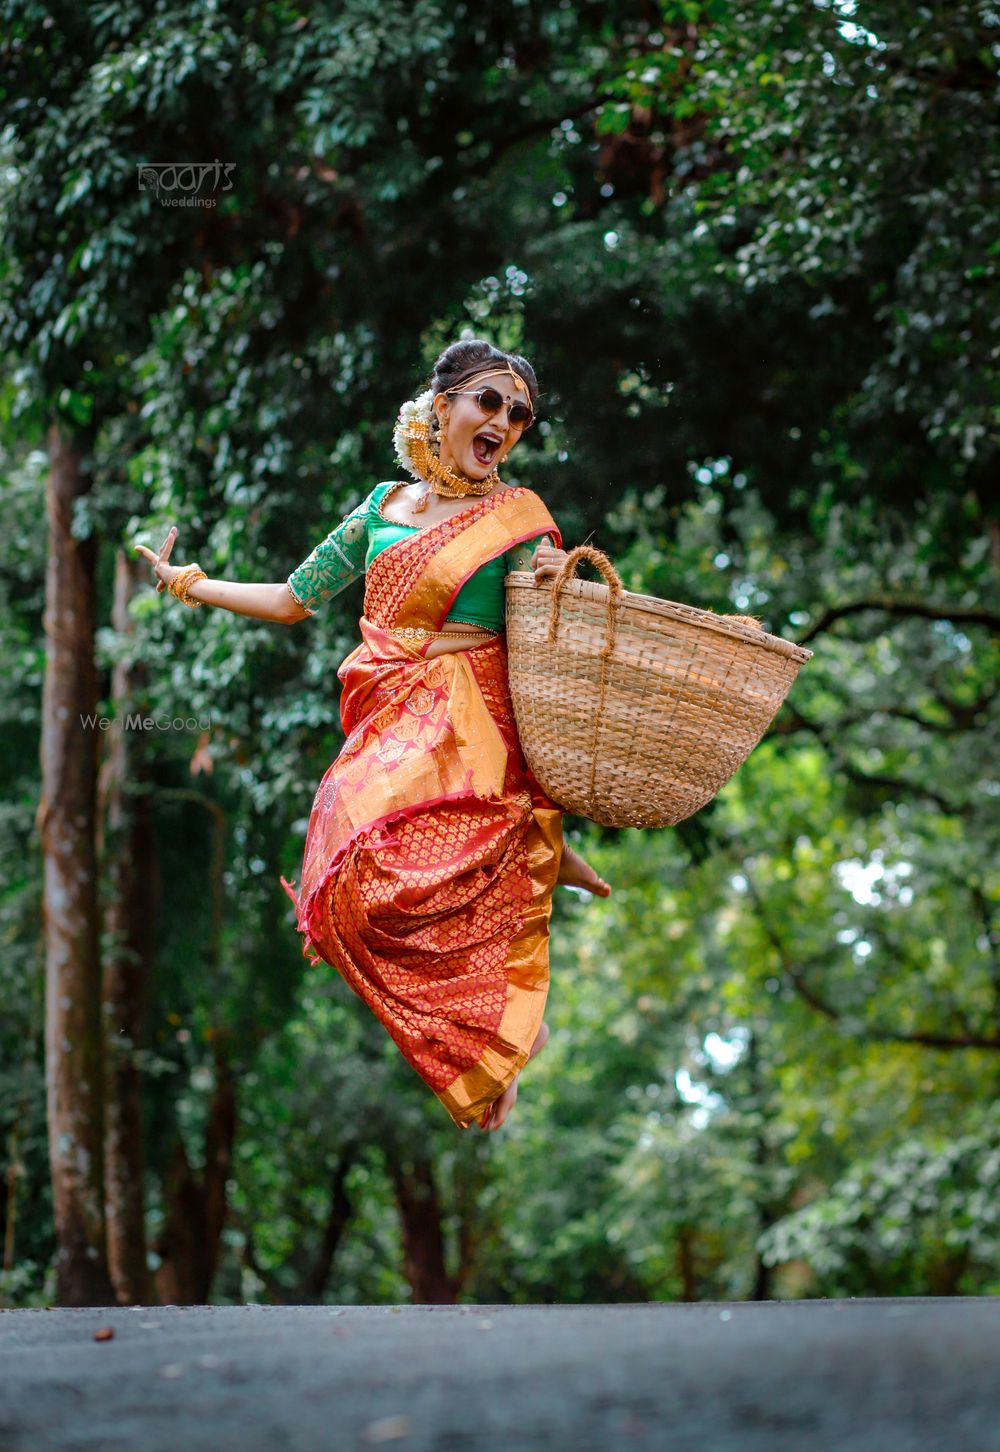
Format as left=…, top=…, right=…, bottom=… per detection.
left=544, top=545, right=624, bottom=821
left=546, top=545, right=625, bottom=661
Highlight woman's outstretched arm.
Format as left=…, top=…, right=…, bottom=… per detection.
left=183, top=576, right=308, bottom=624
left=134, top=527, right=307, bottom=624
left=134, top=492, right=373, bottom=625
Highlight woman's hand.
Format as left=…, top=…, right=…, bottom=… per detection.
left=133, top=525, right=187, bottom=595
left=531, top=544, right=569, bottom=582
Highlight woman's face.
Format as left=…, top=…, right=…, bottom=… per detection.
left=433, top=369, right=532, bottom=480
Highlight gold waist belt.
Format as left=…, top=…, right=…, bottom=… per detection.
left=389, top=623, right=500, bottom=641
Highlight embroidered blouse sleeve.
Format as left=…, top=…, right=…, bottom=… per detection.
left=504, top=533, right=556, bottom=574
left=286, top=494, right=371, bottom=614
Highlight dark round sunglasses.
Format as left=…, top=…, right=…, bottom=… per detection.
left=445, top=386, right=535, bottom=429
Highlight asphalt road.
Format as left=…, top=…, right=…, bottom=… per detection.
left=1, top=1298, right=998, bottom=1452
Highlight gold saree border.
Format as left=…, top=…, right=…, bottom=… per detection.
left=365, top=486, right=561, bottom=632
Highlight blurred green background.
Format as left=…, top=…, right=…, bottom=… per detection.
left=1, top=0, right=997, bottom=1306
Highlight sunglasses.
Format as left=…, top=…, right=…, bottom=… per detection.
left=445, top=387, right=535, bottom=429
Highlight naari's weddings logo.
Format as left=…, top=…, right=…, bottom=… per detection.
left=136, top=159, right=236, bottom=207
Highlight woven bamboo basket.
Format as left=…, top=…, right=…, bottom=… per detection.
left=504, top=545, right=813, bottom=829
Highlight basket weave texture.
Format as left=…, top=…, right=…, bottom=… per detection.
left=504, top=546, right=813, bottom=829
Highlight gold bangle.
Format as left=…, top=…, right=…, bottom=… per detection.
left=171, top=563, right=203, bottom=604
left=169, top=566, right=207, bottom=608
left=182, top=570, right=207, bottom=606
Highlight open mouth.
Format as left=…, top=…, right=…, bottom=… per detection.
left=471, top=431, right=502, bottom=466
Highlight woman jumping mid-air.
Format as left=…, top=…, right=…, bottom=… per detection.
left=136, top=338, right=610, bottom=1132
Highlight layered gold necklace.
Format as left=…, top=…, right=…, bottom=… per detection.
left=406, top=422, right=500, bottom=512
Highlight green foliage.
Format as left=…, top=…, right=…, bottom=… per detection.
left=760, top=1110, right=1000, bottom=1296
left=596, top=0, right=998, bottom=472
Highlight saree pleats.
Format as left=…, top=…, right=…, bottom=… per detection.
left=280, top=488, right=564, bottom=1129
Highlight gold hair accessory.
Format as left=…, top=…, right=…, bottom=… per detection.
left=447, top=363, right=532, bottom=397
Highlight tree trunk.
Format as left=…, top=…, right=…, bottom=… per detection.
left=149, top=783, right=233, bottom=1306
left=38, top=419, right=115, bottom=1307
left=926, top=1248, right=971, bottom=1296
left=152, top=1042, right=237, bottom=1304
left=99, top=548, right=158, bottom=1305
left=235, top=1142, right=361, bottom=1304
left=452, top=1157, right=492, bottom=1299
left=677, top=1223, right=697, bottom=1302
left=750, top=1242, right=773, bottom=1302
left=389, top=1154, right=456, bottom=1304
left=301, top=1143, right=360, bottom=1301
left=748, top=1029, right=775, bottom=1302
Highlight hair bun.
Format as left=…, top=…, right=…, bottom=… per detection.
left=429, top=339, right=538, bottom=404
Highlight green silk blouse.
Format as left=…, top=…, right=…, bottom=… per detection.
left=286, top=481, right=554, bottom=629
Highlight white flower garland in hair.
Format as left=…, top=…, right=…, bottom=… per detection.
left=392, top=388, right=437, bottom=482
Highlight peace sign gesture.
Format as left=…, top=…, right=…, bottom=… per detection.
left=133, top=525, right=184, bottom=595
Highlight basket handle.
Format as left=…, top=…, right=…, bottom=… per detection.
left=547, top=545, right=625, bottom=661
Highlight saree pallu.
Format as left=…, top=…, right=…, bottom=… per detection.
left=280, top=486, right=564, bottom=1130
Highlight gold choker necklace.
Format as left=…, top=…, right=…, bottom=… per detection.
left=402, top=421, right=501, bottom=512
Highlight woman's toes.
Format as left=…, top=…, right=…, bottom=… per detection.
left=557, top=845, right=612, bottom=897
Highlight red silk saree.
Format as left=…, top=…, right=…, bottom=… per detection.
left=280, top=486, right=564, bottom=1130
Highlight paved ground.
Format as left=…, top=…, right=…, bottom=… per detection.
left=1, top=1299, right=998, bottom=1451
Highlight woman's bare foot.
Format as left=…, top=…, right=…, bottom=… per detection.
left=558, top=842, right=611, bottom=897
left=479, top=1019, right=550, bottom=1131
